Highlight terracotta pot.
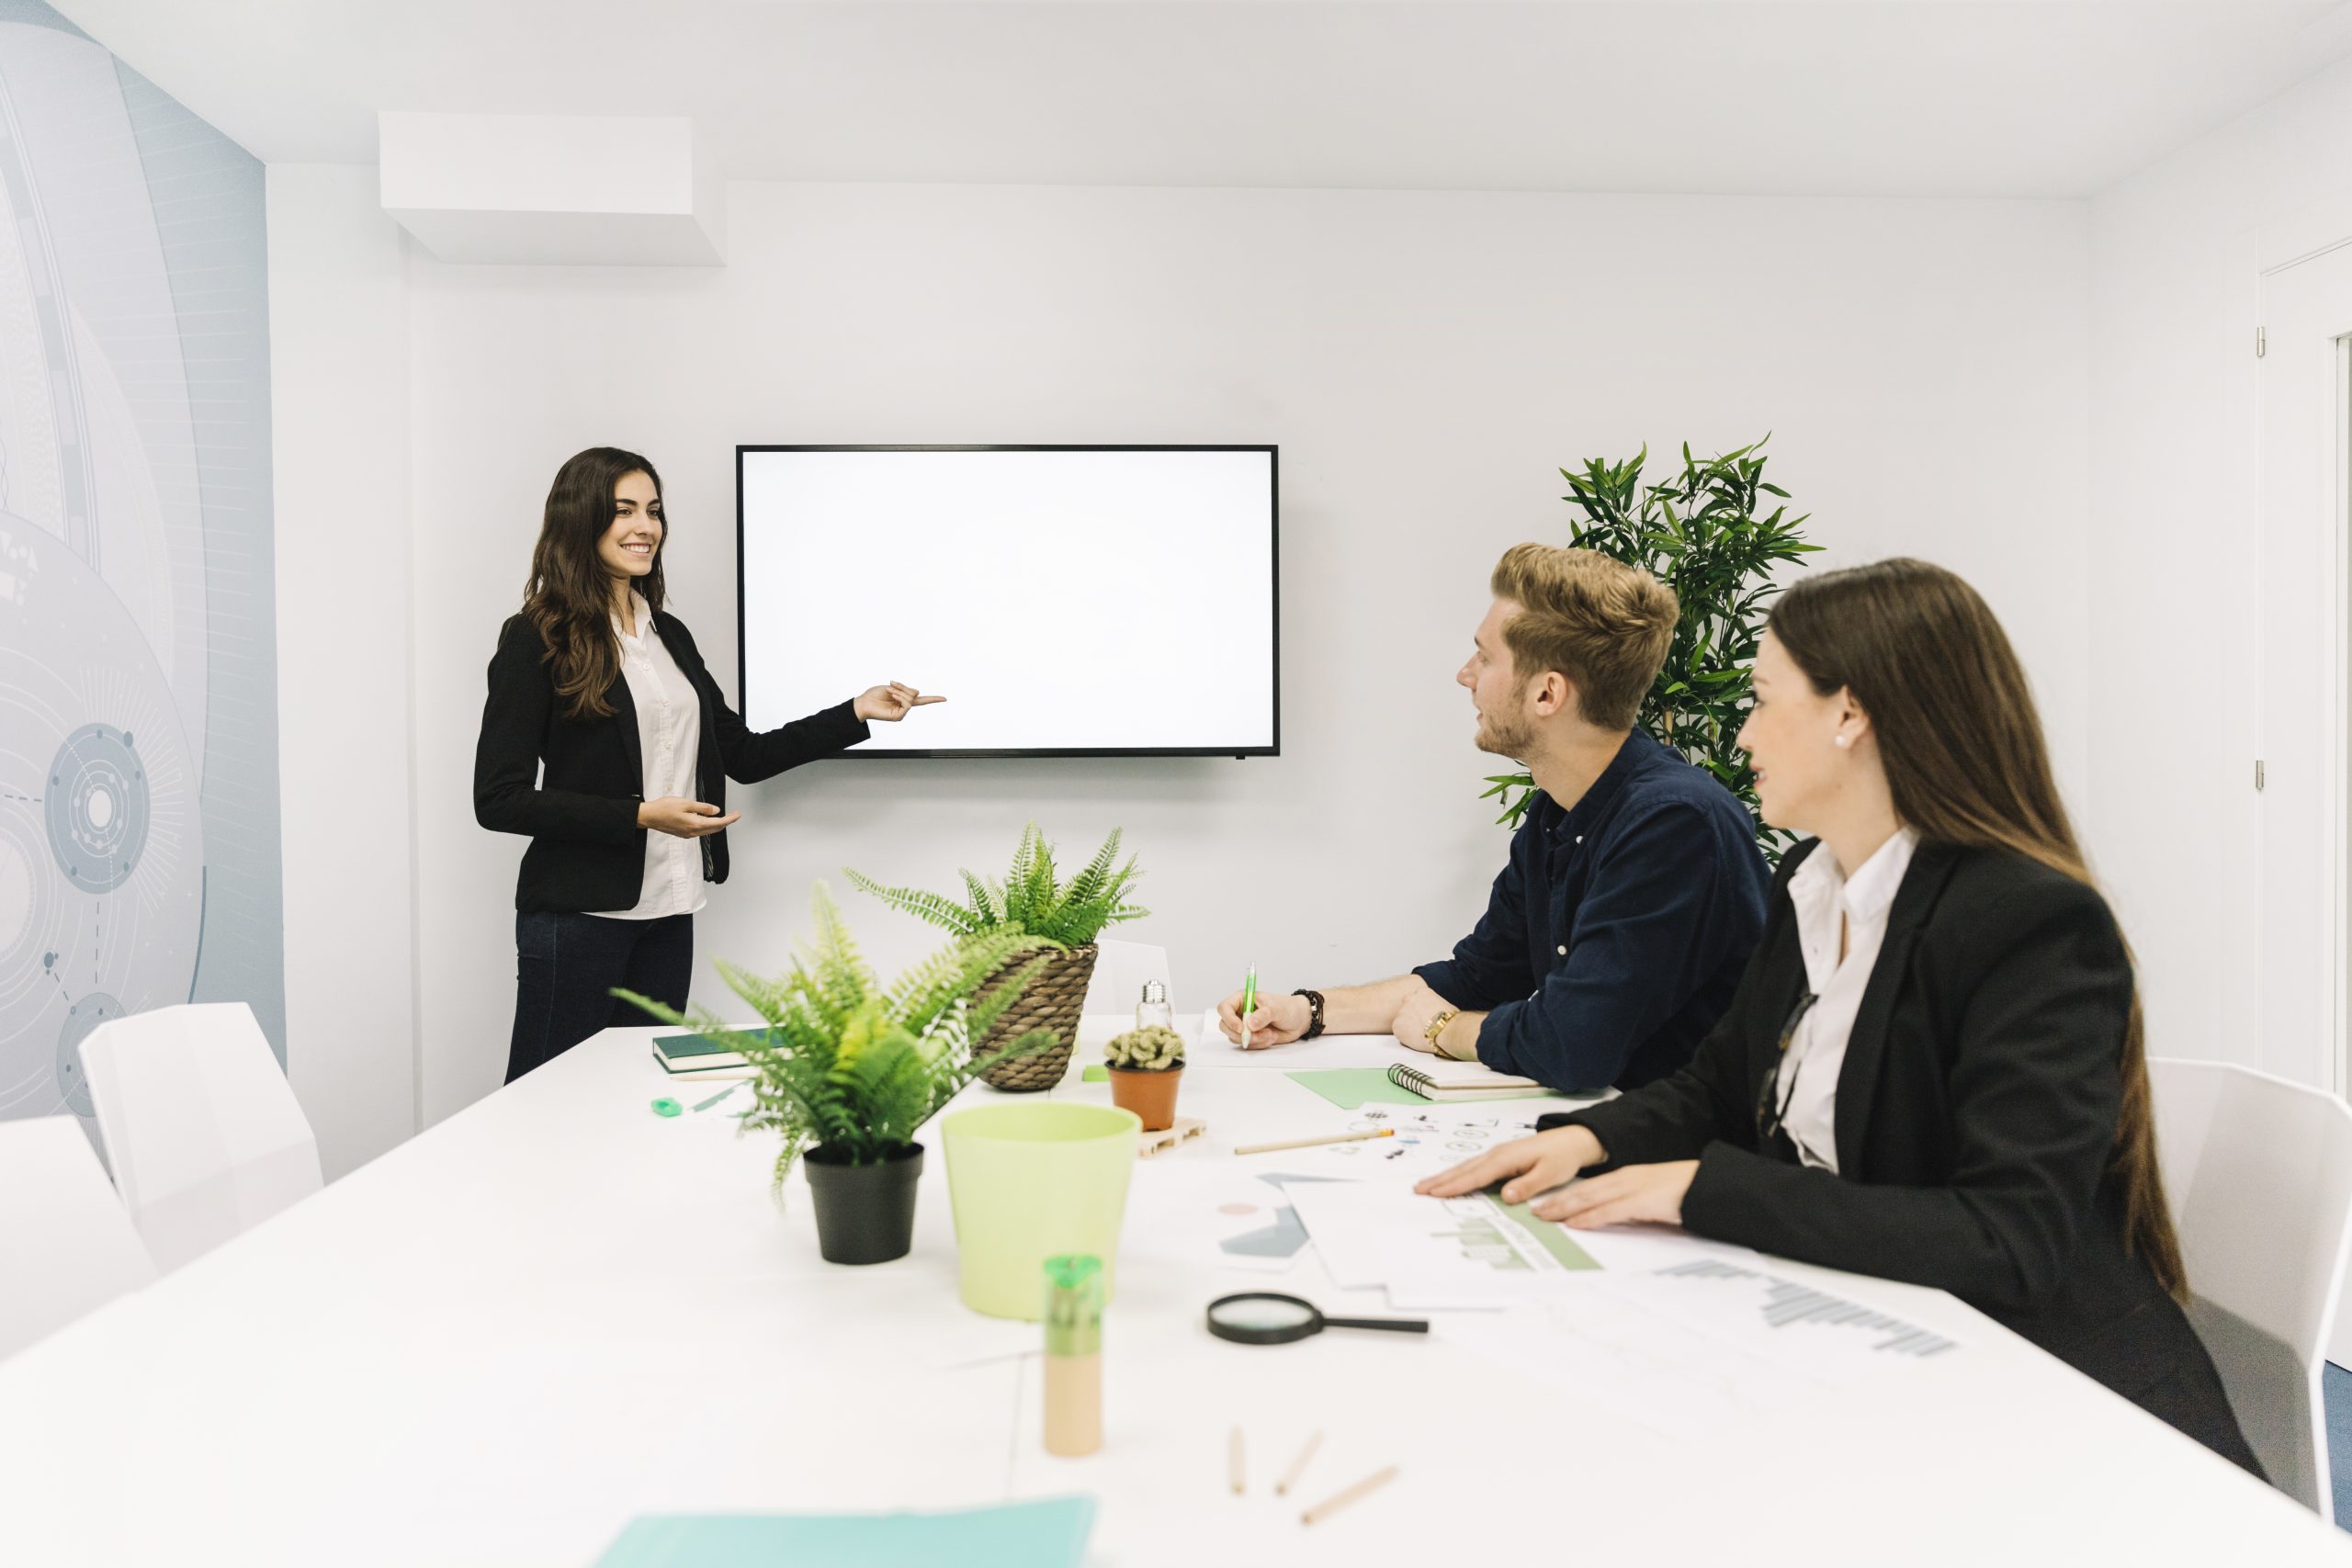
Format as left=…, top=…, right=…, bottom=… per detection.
left=1107, top=1066, right=1184, bottom=1132
left=801, top=1141, right=924, bottom=1265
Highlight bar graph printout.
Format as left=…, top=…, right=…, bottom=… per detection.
left=1638, top=1258, right=1962, bottom=1359
left=1443, top=1254, right=1966, bottom=1440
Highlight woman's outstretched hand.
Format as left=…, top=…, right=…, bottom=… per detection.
left=854, top=682, right=946, bottom=723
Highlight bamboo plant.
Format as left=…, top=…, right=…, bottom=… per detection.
left=1483, top=437, right=1817, bottom=860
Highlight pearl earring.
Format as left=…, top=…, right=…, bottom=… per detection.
left=1834, top=734, right=1850, bottom=749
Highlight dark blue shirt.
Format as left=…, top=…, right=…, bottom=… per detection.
left=1415, top=732, right=1770, bottom=1092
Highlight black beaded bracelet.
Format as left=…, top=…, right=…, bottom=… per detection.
left=1293, top=987, right=1327, bottom=1040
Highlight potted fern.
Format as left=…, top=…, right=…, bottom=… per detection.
left=846, top=824, right=1147, bottom=1093
left=616, top=886, right=1058, bottom=1266
left=1102, top=1024, right=1185, bottom=1132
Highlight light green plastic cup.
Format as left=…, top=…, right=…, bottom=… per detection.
left=940, top=1101, right=1142, bottom=1320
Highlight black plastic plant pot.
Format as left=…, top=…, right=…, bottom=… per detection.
left=802, top=1141, right=924, bottom=1265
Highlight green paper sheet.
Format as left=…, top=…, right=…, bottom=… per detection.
left=1283, top=1068, right=1430, bottom=1109
left=1491, top=1194, right=1601, bottom=1270
left=592, top=1497, right=1097, bottom=1568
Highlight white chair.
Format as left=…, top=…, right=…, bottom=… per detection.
left=81, top=1002, right=323, bottom=1273
left=2149, top=1056, right=2352, bottom=1516
left=0, top=1116, right=158, bottom=1359
left=1082, top=939, right=1173, bottom=1020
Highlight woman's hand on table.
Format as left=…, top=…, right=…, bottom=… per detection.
left=1416, top=1124, right=1606, bottom=1205
left=1529, top=1160, right=1699, bottom=1228
left=1417, top=1125, right=1697, bottom=1226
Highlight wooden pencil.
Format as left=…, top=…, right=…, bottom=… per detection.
left=1233, top=1128, right=1396, bottom=1156
left=1301, top=1464, right=1398, bottom=1526
left=1275, top=1431, right=1322, bottom=1495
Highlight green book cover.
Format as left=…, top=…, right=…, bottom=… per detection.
left=654, top=1032, right=753, bottom=1060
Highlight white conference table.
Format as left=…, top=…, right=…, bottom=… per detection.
left=1, top=1016, right=2346, bottom=1567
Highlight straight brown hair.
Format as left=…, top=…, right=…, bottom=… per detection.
left=523, top=447, right=665, bottom=721
left=1489, top=544, right=1679, bottom=730
left=1768, top=558, right=2186, bottom=1300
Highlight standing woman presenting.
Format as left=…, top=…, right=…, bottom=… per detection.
left=476, top=447, right=940, bottom=1083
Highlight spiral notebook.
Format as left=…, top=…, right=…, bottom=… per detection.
left=1385, top=1060, right=1564, bottom=1102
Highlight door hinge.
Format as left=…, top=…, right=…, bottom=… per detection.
left=2256, top=325, right=2267, bottom=358
left=2256, top=759, right=2267, bottom=790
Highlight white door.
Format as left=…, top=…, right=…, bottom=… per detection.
left=2255, top=242, right=2352, bottom=1098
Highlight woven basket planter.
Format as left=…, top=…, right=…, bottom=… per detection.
left=975, top=942, right=1098, bottom=1092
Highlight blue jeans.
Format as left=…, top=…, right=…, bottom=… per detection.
left=506, top=911, right=693, bottom=1083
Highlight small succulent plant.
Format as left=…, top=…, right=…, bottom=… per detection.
left=1104, top=1025, right=1185, bottom=1073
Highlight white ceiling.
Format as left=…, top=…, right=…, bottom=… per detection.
left=44, top=0, right=2352, bottom=198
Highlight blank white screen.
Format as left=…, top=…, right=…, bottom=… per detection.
left=739, top=448, right=1277, bottom=753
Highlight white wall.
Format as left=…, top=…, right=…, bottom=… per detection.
left=267, top=164, right=420, bottom=1177
left=271, top=178, right=2091, bottom=1139
left=2086, top=55, right=2352, bottom=1072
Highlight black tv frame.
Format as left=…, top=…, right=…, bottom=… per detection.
left=734, top=444, right=1280, bottom=761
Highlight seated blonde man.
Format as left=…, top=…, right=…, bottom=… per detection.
left=1218, top=544, right=1769, bottom=1092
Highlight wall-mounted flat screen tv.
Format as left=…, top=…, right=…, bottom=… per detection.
left=737, top=446, right=1279, bottom=758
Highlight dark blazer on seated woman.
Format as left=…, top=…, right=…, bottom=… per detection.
left=1544, top=837, right=2260, bottom=1474
left=473, top=607, right=867, bottom=913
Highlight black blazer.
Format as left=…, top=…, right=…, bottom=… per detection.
left=1550, top=838, right=2259, bottom=1473
left=473, top=610, right=868, bottom=913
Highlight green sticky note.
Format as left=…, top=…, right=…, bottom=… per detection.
left=1283, top=1068, right=1428, bottom=1109
left=592, top=1497, right=1097, bottom=1568
left=1081, top=1064, right=1108, bottom=1083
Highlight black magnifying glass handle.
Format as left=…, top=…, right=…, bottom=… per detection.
left=1320, top=1315, right=1430, bottom=1334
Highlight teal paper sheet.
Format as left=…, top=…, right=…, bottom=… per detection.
left=591, top=1497, right=1097, bottom=1568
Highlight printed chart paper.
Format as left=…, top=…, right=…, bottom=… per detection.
left=1281, top=1182, right=1598, bottom=1303
left=1443, top=1258, right=1965, bottom=1440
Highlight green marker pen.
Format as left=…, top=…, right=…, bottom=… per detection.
left=1240, top=964, right=1259, bottom=1049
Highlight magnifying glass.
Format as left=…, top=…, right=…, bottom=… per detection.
left=1204, top=1292, right=1430, bottom=1346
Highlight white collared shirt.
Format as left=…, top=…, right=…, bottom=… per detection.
left=588, top=593, right=707, bottom=920
left=1770, top=826, right=1920, bottom=1173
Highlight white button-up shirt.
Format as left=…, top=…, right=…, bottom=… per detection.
left=589, top=593, right=707, bottom=920
left=1770, top=826, right=1920, bottom=1173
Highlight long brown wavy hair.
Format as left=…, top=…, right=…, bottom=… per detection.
left=1768, top=558, right=2186, bottom=1300
left=524, top=447, right=666, bottom=721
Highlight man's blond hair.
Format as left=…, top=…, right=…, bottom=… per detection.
left=1488, top=544, right=1679, bottom=731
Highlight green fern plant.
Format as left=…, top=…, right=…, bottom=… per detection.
left=616, top=885, right=1059, bottom=1195
left=845, top=823, right=1148, bottom=947
left=1483, top=436, right=1815, bottom=862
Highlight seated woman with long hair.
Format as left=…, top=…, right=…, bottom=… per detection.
left=1418, top=558, right=2258, bottom=1473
